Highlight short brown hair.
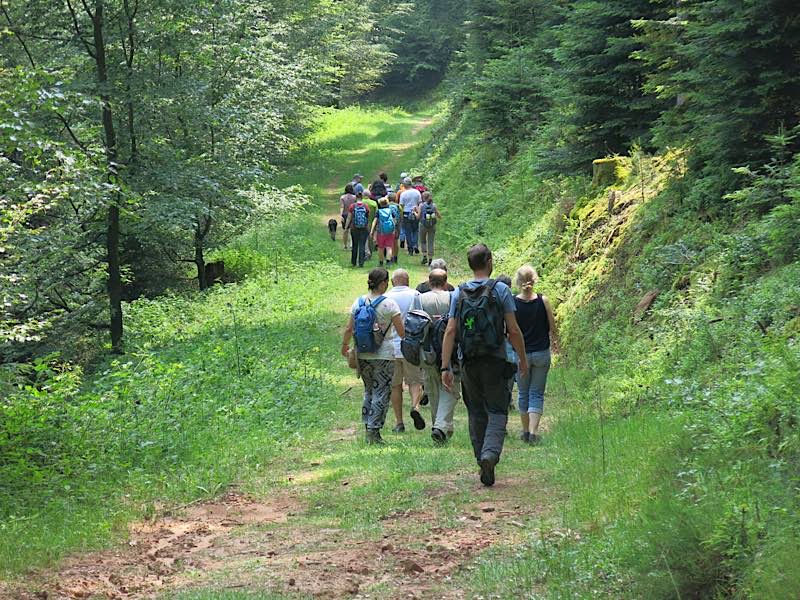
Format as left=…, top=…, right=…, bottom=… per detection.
left=467, top=243, right=492, bottom=271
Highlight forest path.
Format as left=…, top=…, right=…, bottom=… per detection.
left=5, top=107, right=556, bottom=600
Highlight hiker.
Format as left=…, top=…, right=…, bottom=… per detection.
left=351, top=173, right=365, bottom=196
left=496, top=274, right=518, bottom=409
left=399, top=177, right=421, bottom=255
left=341, top=267, right=404, bottom=444
left=344, top=193, right=370, bottom=267
left=416, top=258, right=455, bottom=293
left=386, top=269, right=425, bottom=432
left=363, top=191, right=379, bottom=261
left=340, top=183, right=357, bottom=250
left=370, top=172, right=389, bottom=199
left=397, top=172, right=409, bottom=249
left=417, top=268, right=459, bottom=444
left=371, top=197, right=397, bottom=266
left=412, top=174, right=428, bottom=195
left=514, top=265, right=559, bottom=444
left=414, top=191, right=441, bottom=266
left=388, top=192, right=402, bottom=264
left=440, top=244, right=528, bottom=486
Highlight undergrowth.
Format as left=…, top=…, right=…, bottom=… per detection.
left=0, top=105, right=435, bottom=577
left=424, top=103, right=800, bottom=598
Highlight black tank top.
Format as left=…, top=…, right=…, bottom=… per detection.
left=514, top=294, right=550, bottom=352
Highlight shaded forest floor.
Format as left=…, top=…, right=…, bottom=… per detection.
left=2, top=107, right=566, bottom=599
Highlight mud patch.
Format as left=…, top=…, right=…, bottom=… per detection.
left=3, top=492, right=301, bottom=600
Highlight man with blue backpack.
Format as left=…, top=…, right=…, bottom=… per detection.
left=345, top=193, right=370, bottom=267
left=440, top=244, right=528, bottom=486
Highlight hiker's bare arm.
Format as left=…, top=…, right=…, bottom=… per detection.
left=435, top=207, right=442, bottom=219
left=392, top=313, right=405, bottom=338
left=505, top=312, right=529, bottom=373
left=370, top=219, right=377, bottom=237
left=542, top=295, right=560, bottom=353
left=440, top=318, right=457, bottom=390
left=344, top=213, right=352, bottom=230
left=341, top=315, right=354, bottom=357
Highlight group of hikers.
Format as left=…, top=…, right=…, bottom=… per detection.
left=334, top=172, right=441, bottom=268
left=340, top=243, right=559, bottom=488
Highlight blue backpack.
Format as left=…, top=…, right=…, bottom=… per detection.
left=352, top=202, right=369, bottom=229
left=378, top=206, right=396, bottom=234
left=353, top=296, right=387, bottom=353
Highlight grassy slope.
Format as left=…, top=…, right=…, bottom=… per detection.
left=419, top=106, right=800, bottom=598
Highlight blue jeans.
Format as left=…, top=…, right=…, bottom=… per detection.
left=517, top=349, right=551, bottom=414
left=402, top=214, right=418, bottom=251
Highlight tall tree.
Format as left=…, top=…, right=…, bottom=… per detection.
left=638, top=0, right=800, bottom=206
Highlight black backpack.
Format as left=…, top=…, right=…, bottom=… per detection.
left=371, top=179, right=387, bottom=199
left=425, top=314, right=457, bottom=368
left=456, top=280, right=505, bottom=360
left=401, top=310, right=432, bottom=366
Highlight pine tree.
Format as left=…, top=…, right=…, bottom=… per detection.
left=639, top=0, right=800, bottom=206
left=549, top=0, right=671, bottom=170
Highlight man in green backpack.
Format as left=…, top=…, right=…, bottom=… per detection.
left=440, top=244, right=528, bottom=487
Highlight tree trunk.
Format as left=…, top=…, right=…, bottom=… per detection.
left=195, top=234, right=207, bottom=290
left=195, top=214, right=212, bottom=290
left=91, top=0, right=124, bottom=353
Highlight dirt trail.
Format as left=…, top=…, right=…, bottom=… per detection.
left=2, top=475, right=548, bottom=599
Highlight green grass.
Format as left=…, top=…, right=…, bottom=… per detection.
left=0, top=104, right=442, bottom=578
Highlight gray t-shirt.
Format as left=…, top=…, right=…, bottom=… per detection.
left=449, top=279, right=516, bottom=360
left=417, top=289, right=451, bottom=319
left=399, top=188, right=422, bottom=214
left=350, top=294, right=401, bottom=360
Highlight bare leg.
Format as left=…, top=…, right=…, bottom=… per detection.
left=529, top=412, right=542, bottom=435
left=409, top=383, right=423, bottom=410
left=520, top=411, right=530, bottom=433
left=391, top=384, right=404, bottom=425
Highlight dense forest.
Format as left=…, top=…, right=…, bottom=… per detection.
left=2, top=0, right=800, bottom=598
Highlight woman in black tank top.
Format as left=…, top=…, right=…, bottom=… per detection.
left=514, top=265, right=559, bottom=444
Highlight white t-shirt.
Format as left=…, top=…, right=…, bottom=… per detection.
left=350, top=294, right=401, bottom=360
left=399, top=188, right=422, bottom=214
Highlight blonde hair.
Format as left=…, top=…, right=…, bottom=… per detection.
left=379, top=197, right=389, bottom=207
left=388, top=192, right=398, bottom=203
left=515, top=264, right=539, bottom=292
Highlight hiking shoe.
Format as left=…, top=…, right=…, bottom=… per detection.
left=421, top=256, right=428, bottom=265
left=420, top=394, right=429, bottom=406
left=400, top=240, right=405, bottom=249
left=520, top=431, right=531, bottom=443
left=410, top=409, right=426, bottom=430
left=446, top=430, right=454, bottom=439
left=379, top=261, right=384, bottom=266
left=392, top=423, right=405, bottom=433
left=479, top=455, right=497, bottom=487
left=366, top=429, right=385, bottom=445
left=529, top=434, right=541, bottom=445
left=431, top=428, right=447, bottom=445
left=414, top=247, right=420, bottom=255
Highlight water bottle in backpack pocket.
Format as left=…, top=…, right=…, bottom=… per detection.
left=456, top=280, right=505, bottom=360
left=353, top=296, right=387, bottom=353
left=421, top=203, right=437, bottom=228
left=401, top=310, right=432, bottom=366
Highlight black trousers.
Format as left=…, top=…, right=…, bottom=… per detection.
left=461, top=356, right=510, bottom=463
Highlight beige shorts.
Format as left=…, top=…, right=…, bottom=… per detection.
left=392, top=358, right=424, bottom=388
